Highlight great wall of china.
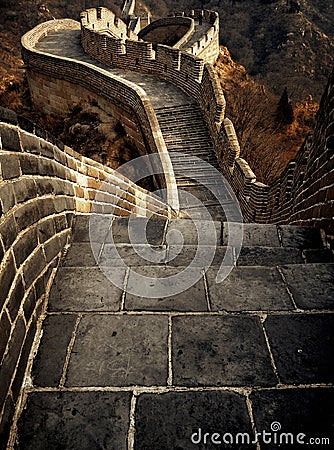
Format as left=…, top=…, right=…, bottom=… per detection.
left=0, top=2, right=333, bottom=447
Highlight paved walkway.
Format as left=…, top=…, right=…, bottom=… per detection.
left=36, top=30, right=231, bottom=220
left=14, top=216, right=334, bottom=449
left=12, top=28, right=334, bottom=450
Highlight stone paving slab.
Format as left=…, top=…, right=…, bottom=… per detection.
left=172, top=315, right=277, bottom=387
left=63, top=242, right=100, bottom=267
left=135, top=391, right=256, bottom=450
left=49, top=267, right=126, bottom=312
left=302, top=248, right=334, bottom=263
left=281, top=263, right=334, bottom=309
left=264, top=313, right=334, bottom=384
left=16, top=391, right=131, bottom=450
left=222, top=223, right=280, bottom=247
left=72, top=214, right=112, bottom=243
left=66, top=315, right=169, bottom=387
left=99, top=244, right=167, bottom=266
left=279, top=225, right=323, bottom=249
left=107, top=217, right=166, bottom=245
left=250, top=388, right=334, bottom=449
left=32, top=315, right=77, bottom=387
left=237, top=247, right=304, bottom=266
left=124, top=266, right=207, bottom=311
left=206, top=266, right=294, bottom=312
left=165, top=245, right=234, bottom=267
left=166, top=219, right=221, bottom=245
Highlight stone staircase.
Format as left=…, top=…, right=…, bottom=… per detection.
left=13, top=215, right=334, bottom=449
left=155, top=103, right=227, bottom=219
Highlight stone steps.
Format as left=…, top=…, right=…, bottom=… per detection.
left=15, top=214, right=334, bottom=448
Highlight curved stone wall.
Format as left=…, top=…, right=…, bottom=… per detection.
left=81, top=8, right=333, bottom=238
left=21, top=19, right=179, bottom=212
left=0, top=108, right=175, bottom=441
left=137, top=17, right=195, bottom=49
left=22, top=14, right=333, bottom=239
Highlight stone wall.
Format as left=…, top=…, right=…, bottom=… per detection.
left=21, top=19, right=179, bottom=212
left=0, top=108, right=175, bottom=443
left=23, top=15, right=333, bottom=240
left=137, top=17, right=195, bottom=49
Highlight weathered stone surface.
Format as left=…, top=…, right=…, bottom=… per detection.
left=0, top=124, right=21, bottom=151
left=237, top=247, right=304, bottom=266
left=32, top=314, right=77, bottom=387
left=7, top=274, right=25, bottom=321
left=66, top=315, right=168, bottom=386
left=125, top=266, right=207, bottom=311
left=16, top=391, right=131, bottom=450
left=172, top=315, right=277, bottom=386
left=72, top=214, right=112, bottom=243
left=63, top=242, right=101, bottom=267
left=0, top=311, right=11, bottom=362
left=99, top=244, right=167, bottom=266
left=0, top=154, right=21, bottom=179
left=206, top=266, right=293, bottom=311
left=0, top=183, right=15, bottom=213
left=13, top=228, right=38, bottom=267
left=166, top=219, right=221, bottom=245
left=264, top=313, right=334, bottom=384
left=0, top=316, right=25, bottom=407
left=222, top=223, right=280, bottom=247
left=108, top=217, right=166, bottom=245
left=165, top=245, right=234, bottom=267
left=0, top=395, right=15, bottom=450
left=279, top=225, right=323, bottom=249
left=135, top=391, right=256, bottom=449
left=281, top=264, right=334, bottom=309
left=49, top=267, right=125, bottom=311
left=0, top=252, right=16, bottom=309
left=250, top=388, right=334, bottom=449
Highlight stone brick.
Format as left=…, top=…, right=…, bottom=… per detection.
left=173, top=315, right=276, bottom=387
left=0, top=310, right=11, bottom=363
left=37, top=217, right=56, bottom=243
left=13, top=178, right=37, bottom=204
left=264, top=313, right=334, bottom=384
left=13, top=228, right=38, bottom=267
left=16, top=391, right=131, bottom=450
left=11, top=320, right=37, bottom=403
left=0, top=394, right=15, bottom=450
left=206, top=266, right=294, bottom=311
left=14, top=202, right=40, bottom=231
left=0, top=106, right=18, bottom=125
left=7, top=274, right=25, bottom=321
left=0, top=214, right=18, bottom=249
left=281, top=263, right=334, bottom=309
left=250, top=388, right=334, bottom=450
left=237, top=247, right=304, bottom=266
left=0, top=252, right=16, bottom=310
left=32, top=314, right=77, bottom=387
left=19, top=154, right=40, bottom=175
left=125, top=265, right=207, bottom=311
left=23, top=287, right=37, bottom=323
left=279, top=225, right=323, bottom=249
left=0, top=183, right=15, bottom=214
left=66, top=315, right=168, bottom=386
left=0, top=124, right=21, bottom=151
left=135, top=391, right=255, bottom=450
left=23, top=247, right=46, bottom=288
left=0, top=315, right=26, bottom=407
left=0, top=154, right=21, bottom=179
left=49, top=267, right=125, bottom=312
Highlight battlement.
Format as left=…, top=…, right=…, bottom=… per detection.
left=21, top=15, right=333, bottom=238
